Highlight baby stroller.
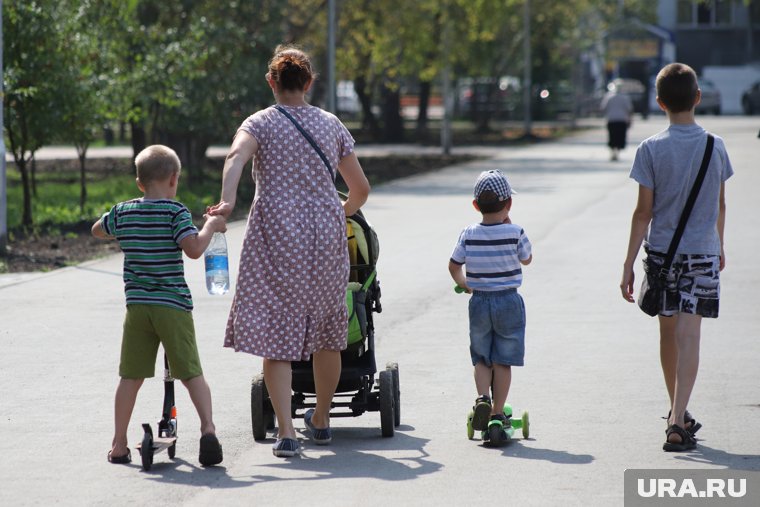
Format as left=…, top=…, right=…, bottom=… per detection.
left=250, top=205, right=400, bottom=439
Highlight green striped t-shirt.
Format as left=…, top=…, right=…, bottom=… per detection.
left=101, top=198, right=198, bottom=311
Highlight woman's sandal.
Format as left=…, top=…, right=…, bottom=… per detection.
left=663, top=424, right=697, bottom=452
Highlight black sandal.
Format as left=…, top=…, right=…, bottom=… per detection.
left=684, top=411, right=702, bottom=435
left=663, top=425, right=696, bottom=452
left=664, top=410, right=702, bottom=436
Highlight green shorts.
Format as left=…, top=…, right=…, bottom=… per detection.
left=120, top=304, right=203, bottom=380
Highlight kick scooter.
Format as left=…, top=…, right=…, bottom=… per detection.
left=136, top=355, right=178, bottom=470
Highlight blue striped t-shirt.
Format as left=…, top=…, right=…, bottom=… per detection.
left=101, top=198, right=198, bottom=311
left=450, top=222, right=532, bottom=291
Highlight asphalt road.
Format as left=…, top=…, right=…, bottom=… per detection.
left=1, top=116, right=758, bottom=506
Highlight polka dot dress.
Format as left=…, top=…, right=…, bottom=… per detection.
left=224, top=105, right=355, bottom=361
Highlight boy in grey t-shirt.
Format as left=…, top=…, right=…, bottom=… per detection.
left=620, top=63, right=733, bottom=452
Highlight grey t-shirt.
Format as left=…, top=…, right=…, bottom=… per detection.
left=630, top=124, right=733, bottom=255
left=601, top=91, right=633, bottom=122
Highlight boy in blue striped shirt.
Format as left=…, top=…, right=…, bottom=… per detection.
left=449, top=170, right=532, bottom=441
left=92, top=145, right=226, bottom=466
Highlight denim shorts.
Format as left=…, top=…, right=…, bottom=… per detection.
left=643, top=250, right=721, bottom=318
left=468, top=289, right=526, bottom=367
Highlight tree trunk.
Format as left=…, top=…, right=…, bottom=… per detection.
left=416, top=81, right=431, bottom=142
left=5, top=121, right=34, bottom=227
left=31, top=154, right=38, bottom=198
left=17, top=157, right=33, bottom=228
left=354, top=75, right=381, bottom=138
left=77, top=144, right=89, bottom=213
left=381, top=84, right=404, bottom=142
left=130, top=121, right=147, bottom=162
left=167, top=133, right=208, bottom=187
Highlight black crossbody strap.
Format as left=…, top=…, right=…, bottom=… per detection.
left=662, top=133, right=714, bottom=273
left=274, top=105, right=335, bottom=183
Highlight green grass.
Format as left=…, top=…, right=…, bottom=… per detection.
left=4, top=166, right=233, bottom=234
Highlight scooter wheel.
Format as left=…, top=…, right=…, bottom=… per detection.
left=466, top=412, right=474, bottom=440
left=487, top=424, right=504, bottom=446
left=521, top=411, right=530, bottom=439
left=168, top=442, right=176, bottom=459
left=140, top=432, right=154, bottom=471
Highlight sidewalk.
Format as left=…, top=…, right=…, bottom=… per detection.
left=1, top=115, right=756, bottom=506
left=4, top=118, right=606, bottom=162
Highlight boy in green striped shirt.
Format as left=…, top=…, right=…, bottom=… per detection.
left=92, top=145, right=226, bottom=466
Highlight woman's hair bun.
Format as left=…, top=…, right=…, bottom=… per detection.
left=268, top=45, right=315, bottom=92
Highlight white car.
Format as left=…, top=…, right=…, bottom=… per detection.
left=696, top=79, right=721, bottom=115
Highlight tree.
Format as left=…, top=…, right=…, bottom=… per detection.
left=97, top=0, right=284, bottom=184
left=3, top=1, right=72, bottom=227
left=56, top=0, right=121, bottom=213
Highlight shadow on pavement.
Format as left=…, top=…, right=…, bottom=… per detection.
left=139, top=458, right=253, bottom=488
left=672, top=444, right=760, bottom=471
left=246, top=428, right=441, bottom=483
left=497, top=441, right=595, bottom=465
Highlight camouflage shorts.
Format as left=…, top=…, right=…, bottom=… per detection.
left=642, top=250, right=721, bottom=318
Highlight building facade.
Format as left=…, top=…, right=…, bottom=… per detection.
left=658, top=0, right=760, bottom=74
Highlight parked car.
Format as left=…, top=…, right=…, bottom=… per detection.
left=534, top=81, right=574, bottom=120
left=696, top=79, right=721, bottom=115
left=741, top=81, right=760, bottom=115
left=456, top=76, right=520, bottom=119
left=336, top=80, right=361, bottom=118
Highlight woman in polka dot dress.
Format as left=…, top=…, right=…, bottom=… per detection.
left=208, top=45, right=370, bottom=457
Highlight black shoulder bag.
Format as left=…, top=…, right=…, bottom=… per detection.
left=274, top=104, right=376, bottom=344
left=638, top=133, right=714, bottom=316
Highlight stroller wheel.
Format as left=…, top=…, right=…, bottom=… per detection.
left=251, top=374, right=269, bottom=441
left=378, top=370, right=395, bottom=437
left=386, top=362, right=400, bottom=427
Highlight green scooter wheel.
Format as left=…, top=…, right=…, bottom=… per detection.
left=486, top=421, right=508, bottom=446
left=521, top=411, right=530, bottom=439
left=466, top=411, right=475, bottom=440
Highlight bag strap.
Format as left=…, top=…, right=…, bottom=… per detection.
left=661, top=133, right=714, bottom=274
left=274, top=105, right=335, bottom=183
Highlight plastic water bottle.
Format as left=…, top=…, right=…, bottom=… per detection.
left=204, top=232, right=229, bottom=295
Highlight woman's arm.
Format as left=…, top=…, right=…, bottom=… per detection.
left=621, top=184, right=653, bottom=302
left=337, top=152, right=370, bottom=216
left=207, top=130, right=258, bottom=218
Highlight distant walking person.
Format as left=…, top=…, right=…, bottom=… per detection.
left=620, top=63, right=733, bottom=452
left=601, top=82, right=634, bottom=161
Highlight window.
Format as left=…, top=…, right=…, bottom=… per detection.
left=751, top=1, right=760, bottom=24
left=697, top=1, right=712, bottom=24
left=714, top=0, right=732, bottom=24
left=677, top=0, right=694, bottom=24
left=677, top=0, right=735, bottom=26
